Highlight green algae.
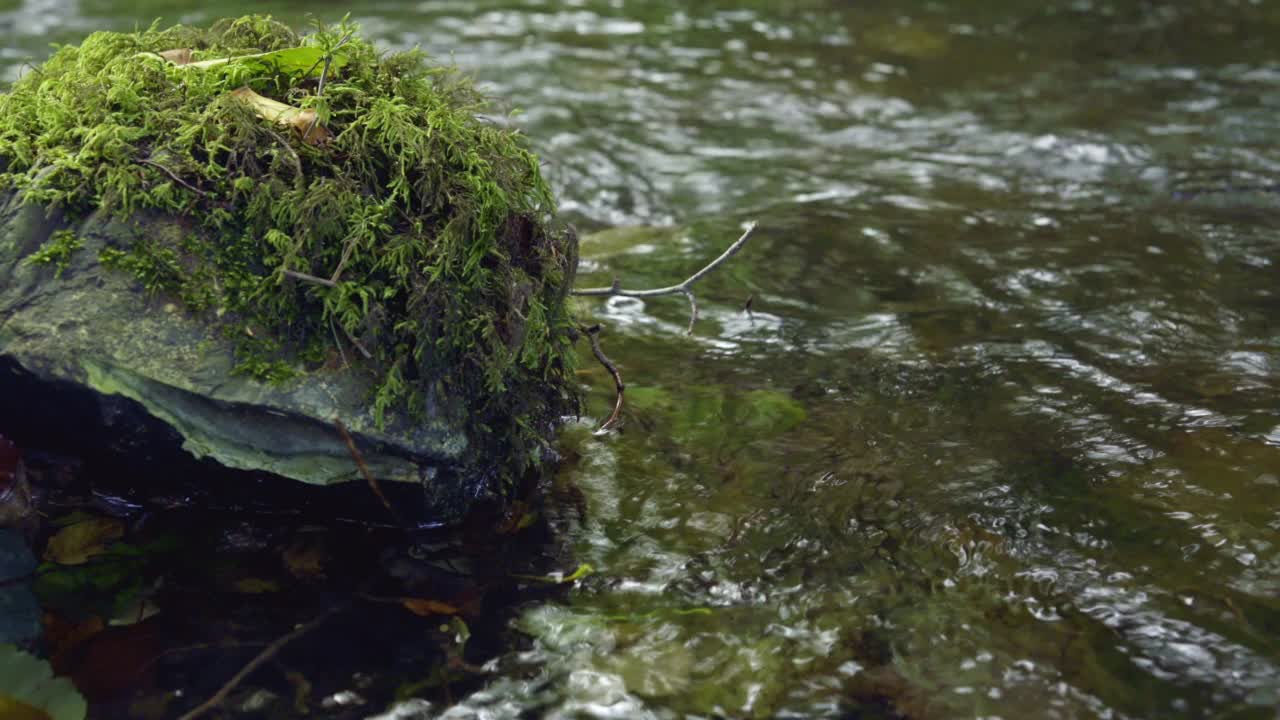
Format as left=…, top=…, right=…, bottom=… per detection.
left=0, top=15, right=578, bottom=475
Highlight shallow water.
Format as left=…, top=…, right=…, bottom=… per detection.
left=3, top=0, right=1280, bottom=717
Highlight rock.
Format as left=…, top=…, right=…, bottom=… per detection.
left=0, top=194, right=489, bottom=519
left=0, top=17, right=580, bottom=525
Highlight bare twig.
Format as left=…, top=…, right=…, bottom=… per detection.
left=284, top=275, right=370, bottom=357
left=572, top=222, right=757, bottom=334
left=329, top=317, right=350, bottom=369
left=341, top=325, right=373, bottom=359
left=261, top=125, right=305, bottom=183
left=329, top=234, right=357, bottom=284
left=681, top=288, right=698, bottom=334
left=584, top=324, right=624, bottom=434
left=282, top=269, right=337, bottom=287
left=177, top=606, right=343, bottom=720
left=334, top=419, right=400, bottom=524
left=138, top=158, right=207, bottom=197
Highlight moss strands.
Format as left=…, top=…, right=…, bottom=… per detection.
left=0, top=15, right=579, bottom=477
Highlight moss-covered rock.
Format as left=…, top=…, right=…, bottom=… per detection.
left=0, top=16, right=579, bottom=518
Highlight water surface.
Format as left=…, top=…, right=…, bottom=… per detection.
left=3, top=1, right=1279, bottom=717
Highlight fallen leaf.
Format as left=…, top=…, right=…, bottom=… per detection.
left=137, top=46, right=345, bottom=78
left=157, top=48, right=193, bottom=65
left=43, top=518, right=125, bottom=566
left=400, top=598, right=461, bottom=617
left=0, top=644, right=87, bottom=720
left=282, top=536, right=326, bottom=579
left=233, top=578, right=282, bottom=594
left=42, top=613, right=105, bottom=675
left=54, top=618, right=163, bottom=702
left=230, top=86, right=333, bottom=146
left=0, top=694, right=54, bottom=720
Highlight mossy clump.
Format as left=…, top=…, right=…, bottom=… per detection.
left=0, top=16, right=579, bottom=474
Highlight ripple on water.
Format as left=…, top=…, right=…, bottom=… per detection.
left=4, top=1, right=1280, bottom=717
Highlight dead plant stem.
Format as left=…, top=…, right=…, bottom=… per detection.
left=572, top=222, right=758, bottom=334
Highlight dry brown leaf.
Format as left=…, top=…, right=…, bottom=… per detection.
left=229, top=86, right=333, bottom=146
left=43, top=612, right=105, bottom=673
left=43, top=517, right=125, bottom=565
left=158, top=48, right=194, bottom=65
left=233, top=577, right=282, bottom=594
left=401, top=598, right=462, bottom=617
left=282, top=536, right=327, bottom=579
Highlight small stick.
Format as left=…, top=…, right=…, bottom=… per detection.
left=329, top=317, right=350, bottom=369
left=282, top=269, right=337, bottom=287
left=341, top=325, right=373, bottom=359
left=261, top=125, right=305, bottom=182
left=138, top=158, right=207, bottom=197
left=177, top=606, right=342, bottom=720
left=284, top=275, right=370, bottom=358
left=573, top=222, right=757, bottom=334
left=681, top=288, right=698, bottom=335
left=584, top=324, right=624, bottom=434
left=329, top=234, right=357, bottom=285
left=334, top=419, right=399, bottom=523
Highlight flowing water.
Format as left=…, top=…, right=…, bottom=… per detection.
left=4, top=1, right=1280, bottom=717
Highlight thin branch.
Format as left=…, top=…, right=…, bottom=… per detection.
left=177, top=606, right=343, bottom=720
left=342, top=325, right=373, bottom=359
left=138, top=159, right=207, bottom=197
left=572, top=221, right=757, bottom=334
left=584, top=324, right=624, bottom=435
left=681, top=288, right=698, bottom=335
left=281, top=269, right=337, bottom=287
left=334, top=419, right=400, bottom=524
left=329, top=317, right=350, bottom=369
left=329, top=234, right=357, bottom=284
left=285, top=275, right=370, bottom=357
left=261, top=125, right=305, bottom=183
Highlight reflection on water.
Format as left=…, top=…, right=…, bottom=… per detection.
left=4, top=0, right=1280, bottom=717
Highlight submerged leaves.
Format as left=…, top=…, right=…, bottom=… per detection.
left=43, top=518, right=125, bottom=566
left=0, top=645, right=87, bottom=720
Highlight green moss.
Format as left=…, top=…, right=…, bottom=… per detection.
left=0, top=15, right=578, bottom=474
left=25, top=229, right=81, bottom=276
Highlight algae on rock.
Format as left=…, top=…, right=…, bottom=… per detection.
left=0, top=16, right=579, bottom=514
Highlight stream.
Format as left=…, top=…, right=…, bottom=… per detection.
left=3, top=0, right=1279, bottom=717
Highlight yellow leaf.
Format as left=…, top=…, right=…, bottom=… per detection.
left=401, top=598, right=461, bottom=617
left=233, top=578, right=281, bottom=594
left=282, top=536, right=326, bottom=579
left=512, top=563, right=595, bottom=585
left=229, top=87, right=333, bottom=146
left=158, top=48, right=194, bottom=65
left=0, top=695, right=53, bottom=720
left=43, top=518, right=124, bottom=565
